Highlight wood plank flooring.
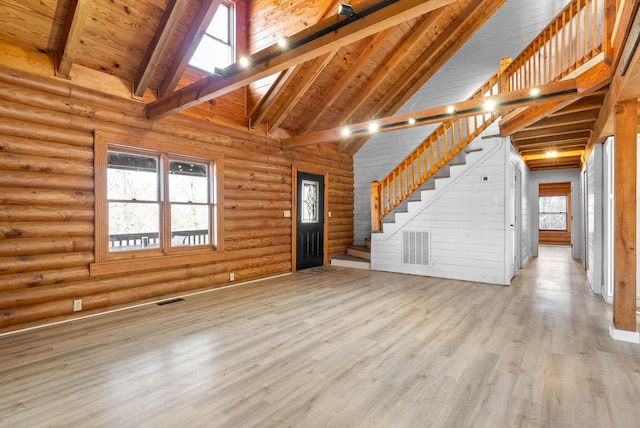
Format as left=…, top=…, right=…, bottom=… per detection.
left=1, top=246, right=639, bottom=427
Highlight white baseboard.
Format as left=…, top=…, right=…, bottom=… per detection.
left=609, top=325, right=640, bottom=343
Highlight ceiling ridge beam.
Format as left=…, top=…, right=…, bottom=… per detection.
left=146, top=0, right=457, bottom=119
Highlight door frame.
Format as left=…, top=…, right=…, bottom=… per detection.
left=292, top=165, right=329, bottom=272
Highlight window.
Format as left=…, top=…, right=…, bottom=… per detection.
left=189, top=2, right=235, bottom=73
left=539, top=196, right=567, bottom=230
left=94, top=131, right=222, bottom=272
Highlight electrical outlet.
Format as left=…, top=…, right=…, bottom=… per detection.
left=229, top=272, right=235, bottom=281
left=73, top=299, right=82, bottom=312
left=431, top=260, right=436, bottom=268
left=284, top=210, right=291, bottom=218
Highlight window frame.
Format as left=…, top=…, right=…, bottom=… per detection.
left=538, top=195, right=568, bottom=231
left=188, top=1, right=236, bottom=74
left=92, top=131, right=224, bottom=276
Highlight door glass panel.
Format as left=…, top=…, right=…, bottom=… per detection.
left=301, top=180, right=319, bottom=223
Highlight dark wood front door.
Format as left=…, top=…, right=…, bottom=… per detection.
left=296, top=172, right=324, bottom=270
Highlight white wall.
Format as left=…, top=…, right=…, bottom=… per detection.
left=371, top=138, right=510, bottom=285
left=353, top=0, right=568, bottom=245
left=510, top=144, right=533, bottom=268
left=583, top=145, right=603, bottom=294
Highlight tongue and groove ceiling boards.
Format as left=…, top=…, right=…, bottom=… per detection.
left=0, top=0, right=634, bottom=170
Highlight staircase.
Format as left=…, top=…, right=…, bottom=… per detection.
left=331, top=238, right=371, bottom=269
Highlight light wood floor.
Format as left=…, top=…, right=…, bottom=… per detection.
left=1, top=247, right=639, bottom=427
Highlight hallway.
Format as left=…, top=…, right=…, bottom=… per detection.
left=1, top=247, right=639, bottom=427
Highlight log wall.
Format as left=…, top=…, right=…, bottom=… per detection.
left=0, top=65, right=354, bottom=333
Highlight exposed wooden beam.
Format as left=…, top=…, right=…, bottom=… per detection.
left=511, top=122, right=590, bottom=141
left=588, top=0, right=640, bottom=149
left=332, top=10, right=447, bottom=137
left=371, top=0, right=504, bottom=121
left=55, top=0, right=91, bottom=79
left=613, top=97, right=637, bottom=333
left=298, top=28, right=396, bottom=134
left=249, top=0, right=343, bottom=130
left=282, top=79, right=578, bottom=148
left=134, top=0, right=189, bottom=97
left=157, top=0, right=222, bottom=98
left=146, top=0, right=457, bottom=119
left=268, top=51, right=337, bottom=132
left=519, top=110, right=598, bottom=131
left=342, top=0, right=506, bottom=153
left=500, top=60, right=611, bottom=136
left=248, top=68, right=298, bottom=129
left=521, top=150, right=584, bottom=161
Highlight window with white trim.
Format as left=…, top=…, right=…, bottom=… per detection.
left=189, top=2, right=235, bottom=73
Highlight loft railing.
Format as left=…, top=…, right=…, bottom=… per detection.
left=503, top=0, right=603, bottom=92
left=370, top=0, right=606, bottom=232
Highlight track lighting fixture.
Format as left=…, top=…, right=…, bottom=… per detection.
left=338, top=3, right=355, bottom=18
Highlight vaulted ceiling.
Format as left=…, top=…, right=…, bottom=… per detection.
left=0, top=0, right=637, bottom=171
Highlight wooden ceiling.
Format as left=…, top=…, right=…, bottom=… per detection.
left=0, top=0, right=636, bottom=171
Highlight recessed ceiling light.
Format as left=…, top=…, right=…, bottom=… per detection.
left=546, top=150, right=558, bottom=158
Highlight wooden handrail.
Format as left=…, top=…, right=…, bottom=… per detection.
left=503, top=0, right=603, bottom=92
left=371, top=0, right=605, bottom=232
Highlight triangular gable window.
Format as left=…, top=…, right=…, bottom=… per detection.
left=189, top=2, right=235, bottom=73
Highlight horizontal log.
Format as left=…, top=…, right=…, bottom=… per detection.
left=0, top=221, right=93, bottom=239
left=0, top=187, right=94, bottom=206
left=224, top=189, right=291, bottom=202
left=0, top=134, right=93, bottom=161
left=0, top=205, right=93, bottom=222
left=0, top=169, right=93, bottom=191
left=0, top=251, right=93, bottom=275
left=0, top=261, right=231, bottom=309
left=0, top=96, right=72, bottom=128
left=224, top=180, right=291, bottom=194
left=225, top=227, right=291, bottom=240
left=228, top=256, right=291, bottom=273
left=224, top=167, right=291, bottom=185
left=226, top=244, right=291, bottom=261
left=223, top=235, right=291, bottom=251
left=0, top=267, right=89, bottom=292
left=224, top=156, right=291, bottom=174
left=225, top=200, right=291, bottom=211
left=0, top=152, right=93, bottom=176
left=0, top=64, right=73, bottom=98
left=0, top=236, right=93, bottom=257
left=220, top=209, right=291, bottom=220
left=0, top=117, right=93, bottom=147
left=225, top=218, right=291, bottom=231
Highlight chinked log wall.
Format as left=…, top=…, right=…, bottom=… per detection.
left=0, top=66, right=354, bottom=333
